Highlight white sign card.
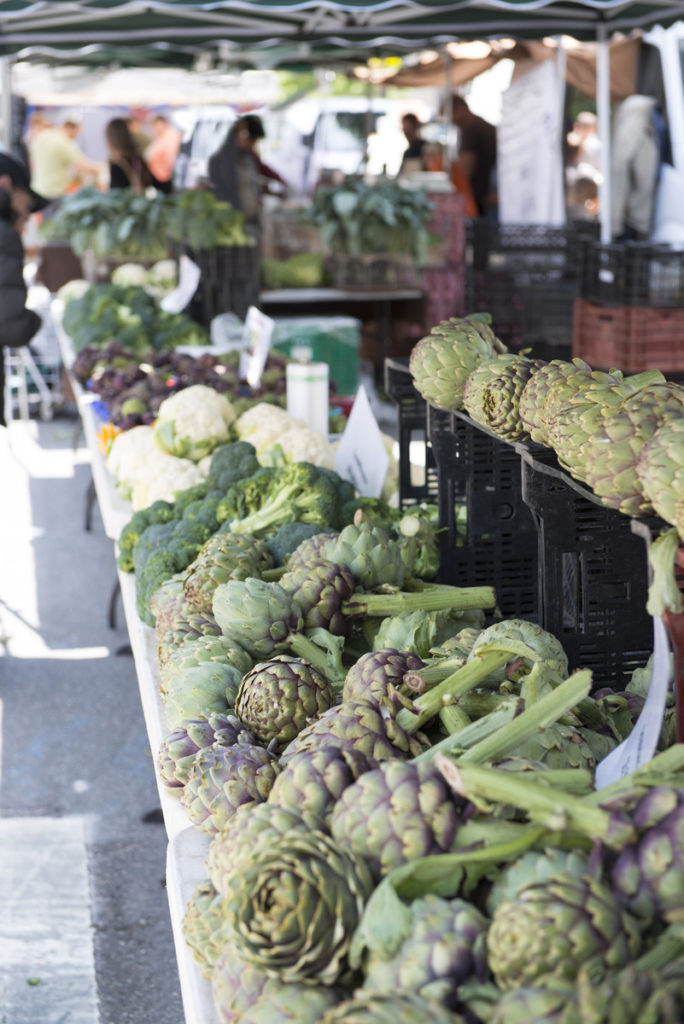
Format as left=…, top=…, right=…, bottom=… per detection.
left=239, top=306, right=275, bottom=388
left=160, top=254, right=201, bottom=314
left=595, top=615, right=672, bottom=789
left=335, top=385, right=390, bottom=498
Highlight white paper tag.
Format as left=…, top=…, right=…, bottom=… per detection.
left=160, top=254, right=201, bottom=314
left=594, top=616, right=672, bottom=789
left=238, top=306, right=275, bottom=388
left=334, top=385, right=390, bottom=498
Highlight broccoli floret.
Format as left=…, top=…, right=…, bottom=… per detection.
left=135, top=549, right=180, bottom=626
left=207, top=440, right=259, bottom=492
left=117, top=500, right=176, bottom=572
left=216, top=467, right=276, bottom=524
left=265, top=522, right=337, bottom=567
left=228, top=461, right=338, bottom=538
left=172, top=482, right=210, bottom=516
left=182, top=495, right=221, bottom=533
left=315, top=465, right=356, bottom=511
left=171, top=518, right=212, bottom=548
left=340, top=496, right=400, bottom=530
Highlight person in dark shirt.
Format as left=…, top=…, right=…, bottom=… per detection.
left=451, top=95, right=497, bottom=217
left=400, top=113, right=427, bottom=172
left=0, top=153, right=47, bottom=425
left=105, top=118, right=168, bottom=194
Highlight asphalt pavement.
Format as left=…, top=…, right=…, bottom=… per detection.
left=0, top=413, right=184, bottom=1024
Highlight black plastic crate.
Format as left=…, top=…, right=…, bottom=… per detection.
left=384, top=358, right=438, bottom=509
left=577, top=238, right=684, bottom=308
left=520, top=446, right=655, bottom=688
left=185, top=245, right=260, bottom=324
left=427, top=406, right=539, bottom=621
left=466, top=220, right=596, bottom=278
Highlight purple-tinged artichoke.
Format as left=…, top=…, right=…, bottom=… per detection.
left=323, top=521, right=406, bottom=590
left=286, top=530, right=340, bottom=571
left=181, top=742, right=279, bottom=834
left=320, top=991, right=462, bottom=1024
left=235, top=654, right=335, bottom=750
left=157, top=712, right=256, bottom=792
left=182, top=879, right=228, bottom=978
left=280, top=559, right=355, bottom=636
left=342, top=648, right=425, bottom=708
left=267, top=745, right=375, bottom=823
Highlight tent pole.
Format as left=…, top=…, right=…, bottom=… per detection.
left=596, top=22, right=612, bottom=243
left=0, top=58, right=13, bottom=151
left=556, top=37, right=568, bottom=225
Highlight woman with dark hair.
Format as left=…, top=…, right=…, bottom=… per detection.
left=105, top=117, right=167, bottom=193
left=207, top=117, right=262, bottom=239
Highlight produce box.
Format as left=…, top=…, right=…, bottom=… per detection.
left=384, top=357, right=438, bottom=508
left=577, top=238, right=684, bottom=307
left=573, top=298, right=684, bottom=373
left=519, top=443, right=656, bottom=688
left=271, top=316, right=361, bottom=397
left=185, top=244, right=260, bottom=324
left=428, top=406, right=540, bottom=621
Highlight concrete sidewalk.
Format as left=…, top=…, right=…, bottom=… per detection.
left=0, top=415, right=184, bottom=1024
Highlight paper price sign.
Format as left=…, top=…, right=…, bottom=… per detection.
left=239, top=306, right=275, bottom=388
left=160, top=254, right=201, bottom=314
left=335, top=385, right=389, bottom=498
left=595, top=615, right=672, bottom=789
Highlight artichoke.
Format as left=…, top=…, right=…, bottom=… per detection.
left=159, top=634, right=252, bottom=692
left=280, top=699, right=427, bottom=764
left=207, top=803, right=325, bottom=895
left=212, top=578, right=304, bottom=660
left=223, top=827, right=375, bottom=985
left=234, top=654, right=335, bottom=750
left=183, top=531, right=274, bottom=615
left=466, top=617, right=569, bottom=685
left=360, top=894, right=489, bottom=1008
left=157, top=713, right=256, bottom=792
left=323, top=521, right=406, bottom=590
left=237, top=984, right=341, bottom=1024
left=181, top=742, right=279, bottom=834
left=267, top=745, right=375, bottom=823
left=320, top=991, right=461, bottom=1024
left=612, top=785, right=684, bottom=924
left=488, top=985, right=571, bottom=1024
left=518, top=357, right=624, bottom=447
left=463, top=352, right=547, bottom=441
left=371, top=608, right=478, bottom=660
left=157, top=606, right=222, bottom=670
left=161, top=647, right=253, bottom=729
left=182, top=879, right=228, bottom=978
left=409, top=313, right=507, bottom=412
left=330, top=759, right=466, bottom=877
left=286, top=530, right=340, bottom=571
left=279, top=559, right=356, bottom=636
left=486, top=873, right=642, bottom=990
left=637, top=417, right=684, bottom=538
left=211, top=941, right=269, bottom=1023
left=342, top=648, right=424, bottom=708
left=486, top=847, right=590, bottom=915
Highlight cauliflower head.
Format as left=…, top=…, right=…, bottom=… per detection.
left=262, top=423, right=337, bottom=470
left=106, top=425, right=159, bottom=496
left=111, top=263, right=149, bottom=288
left=131, top=451, right=206, bottom=510
left=154, top=384, right=235, bottom=462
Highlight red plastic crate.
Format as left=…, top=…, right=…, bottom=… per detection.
left=421, top=264, right=465, bottom=327
left=573, top=299, right=684, bottom=372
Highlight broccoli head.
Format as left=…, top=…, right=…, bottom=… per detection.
left=172, top=482, right=210, bottom=516
left=227, top=461, right=338, bottom=538
left=216, top=466, right=276, bottom=524
left=315, top=465, right=356, bottom=516
left=207, top=440, right=259, bottom=492
left=117, top=499, right=176, bottom=572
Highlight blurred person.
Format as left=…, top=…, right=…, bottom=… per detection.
left=105, top=117, right=162, bottom=193
left=242, top=114, right=288, bottom=195
left=0, top=153, right=47, bottom=425
left=29, top=117, right=100, bottom=203
left=207, top=117, right=262, bottom=238
left=611, top=95, right=660, bottom=241
left=399, top=113, right=427, bottom=173
left=450, top=94, right=497, bottom=218
left=144, top=113, right=181, bottom=192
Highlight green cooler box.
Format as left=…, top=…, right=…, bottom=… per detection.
left=271, top=316, right=361, bottom=397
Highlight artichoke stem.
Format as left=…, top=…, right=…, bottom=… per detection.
left=286, top=632, right=345, bottom=688
left=261, top=566, right=287, bottom=582
left=586, top=745, right=684, bottom=806
left=459, top=670, right=592, bottom=765
left=439, top=705, right=472, bottom=734
left=397, top=649, right=512, bottom=733
left=409, top=655, right=472, bottom=686
left=438, top=759, right=635, bottom=849
left=413, top=700, right=520, bottom=763
left=342, top=585, right=496, bottom=619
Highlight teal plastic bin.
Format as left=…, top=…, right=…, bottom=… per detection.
left=271, top=316, right=361, bottom=397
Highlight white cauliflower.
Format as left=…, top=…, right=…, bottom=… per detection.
left=131, top=451, right=206, bottom=510
left=153, top=384, right=235, bottom=462
left=148, top=259, right=177, bottom=288
left=111, top=262, right=149, bottom=287
left=57, top=278, right=91, bottom=304
left=264, top=424, right=337, bottom=470
left=106, top=426, right=159, bottom=497
left=235, top=402, right=291, bottom=451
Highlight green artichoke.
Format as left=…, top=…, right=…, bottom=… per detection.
left=342, top=648, right=424, bottom=708
left=280, top=699, right=427, bottom=764
left=267, top=745, right=375, bottom=823
left=612, top=785, right=684, bottom=924
left=320, top=991, right=461, bottom=1024
left=157, top=713, right=256, bottom=792
left=466, top=618, right=569, bottom=682
left=371, top=608, right=479, bottom=660
left=183, top=531, right=274, bottom=616
left=157, top=606, right=222, bottom=670
left=182, top=879, right=228, bottom=978
left=518, top=358, right=625, bottom=447
left=360, top=894, right=489, bottom=1008
left=463, top=353, right=547, bottom=441
left=235, top=654, right=335, bottom=750
left=487, top=873, right=642, bottom=990
left=514, top=722, right=601, bottom=771
left=637, top=417, right=684, bottom=538
left=488, top=985, right=570, bottom=1024
left=236, top=984, right=341, bottom=1024
left=486, top=847, right=590, bottom=915
left=323, top=522, right=406, bottom=590
left=286, top=530, right=340, bottom=571
left=224, top=827, right=375, bottom=985
left=207, top=803, right=325, bottom=895
left=330, top=759, right=466, bottom=877
left=211, top=940, right=269, bottom=1023
left=279, top=559, right=356, bottom=636
left=212, top=578, right=304, bottom=659
left=181, top=742, right=279, bottom=834
left=159, top=634, right=252, bottom=692
left=161, top=644, right=254, bottom=729
left=409, top=313, right=507, bottom=412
